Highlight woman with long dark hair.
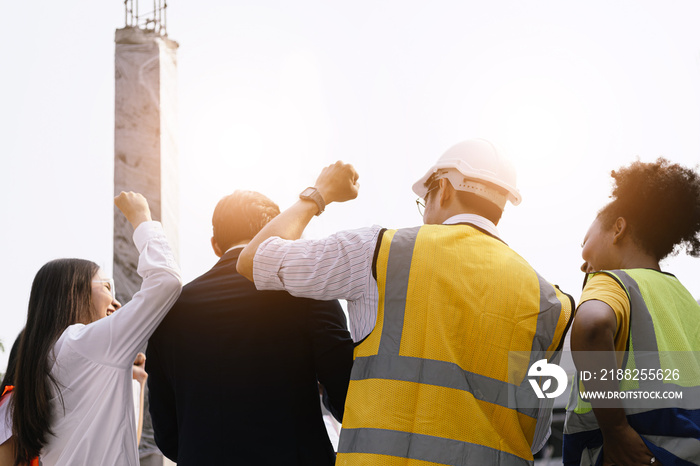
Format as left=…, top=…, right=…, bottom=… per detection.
left=8, top=192, right=182, bottom=465
left=563, top=158, right=700, bottom=465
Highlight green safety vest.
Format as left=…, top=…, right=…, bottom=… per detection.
left=564, top=269, right=700, bottom=465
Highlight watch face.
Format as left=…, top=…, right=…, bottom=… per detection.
left=299, top=187, right=324, bottom=215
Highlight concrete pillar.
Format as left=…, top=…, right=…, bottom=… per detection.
left=114, top=26, right=179, bottom=303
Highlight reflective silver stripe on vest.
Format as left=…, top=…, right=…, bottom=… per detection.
left=580, top=445, right=603, bottom=466
left=378, top=226, right=420, bottom=356
left=526, top=273, right=568, bottom=445
left=613, top=271, right=661, bottom=360
left=643, top=435, right=700, bottom=463
left=338, top=427, right=532, bottom=466
left=527, top=273, right=565, bottom=368
left=563, top=402, right=600, bottom=434
left=351, top=354, right=540, bottom=418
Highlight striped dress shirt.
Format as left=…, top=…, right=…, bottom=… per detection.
left=252, top=214, right=500, bottom=342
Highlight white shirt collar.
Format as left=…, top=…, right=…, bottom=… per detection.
left=225, top=244, right=247, bottom=254
left=442, top=214, right=501, bottom=239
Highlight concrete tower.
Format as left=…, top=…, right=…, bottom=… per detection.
left=114, top=2, right=179, bottom=304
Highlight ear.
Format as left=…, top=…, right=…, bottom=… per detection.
left=611, top=217, right=628, bottom=244
left=438, top=178, right=454, bottom=207
left=211, top=237, right=224, bottom=257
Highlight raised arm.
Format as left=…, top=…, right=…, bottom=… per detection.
left=237, top=161, right=360, bottom=281
left=70, top=192, right=182, bottom=367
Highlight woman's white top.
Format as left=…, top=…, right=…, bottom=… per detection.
left=0, top=392, right=11, bottom=446
left=41, top=221, right=182, bottom=466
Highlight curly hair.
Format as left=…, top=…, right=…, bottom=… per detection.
left=598, top=157, right=700, bottom=261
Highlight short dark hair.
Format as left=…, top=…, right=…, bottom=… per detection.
left=212, top=190, right=280, bottom=251
left=598, top=157, right=700, bottom=261
left=426, top=172, right=503, bottom=224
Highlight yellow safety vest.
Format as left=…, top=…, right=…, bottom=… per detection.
left=337, top=224, right=574, bottom=465
left=564, top=269, right=700, bottom=465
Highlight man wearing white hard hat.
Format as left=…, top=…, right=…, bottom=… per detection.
left=238, top=139, right=574, bottom=466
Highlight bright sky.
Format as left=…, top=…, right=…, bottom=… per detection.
left=1, top=1, right=700, bottom=371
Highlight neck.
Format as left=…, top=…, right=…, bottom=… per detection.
left=435, top=207, right=499, bottom=226
left=616, top=243, right=660, bottom=271
left=618, top=255, right=660, bottom=271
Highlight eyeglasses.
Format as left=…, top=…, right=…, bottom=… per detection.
left=93, top=278, right=116, bottom=299
left=415, top=183, right=440, bottom=217
left=416, top=198, right=426, bottom=217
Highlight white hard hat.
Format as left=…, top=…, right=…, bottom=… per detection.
left=412, top=138, right=522, bottom=210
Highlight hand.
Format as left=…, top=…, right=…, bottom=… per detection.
left=313, top=161, right=360, bottom=205
left=132, top=352, right=148, bottom=385
left=115, top=192, right=152, bottom=230
left=601, top=423, right=657, bottom=466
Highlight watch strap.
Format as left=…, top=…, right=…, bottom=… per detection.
left=299, top=187, right=325, bottom=216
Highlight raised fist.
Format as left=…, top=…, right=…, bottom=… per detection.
left=314, top=161, right=360, bottom=205
left=115, top=191, right=153, bottom=229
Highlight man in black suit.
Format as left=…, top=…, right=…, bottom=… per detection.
left=146, top=190, right=353, bottom=465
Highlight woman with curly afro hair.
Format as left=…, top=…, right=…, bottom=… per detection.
left=563, top=158, right=700, bottom=466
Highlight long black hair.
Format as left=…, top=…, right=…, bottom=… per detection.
left=11, top=258, right=99, bottom=464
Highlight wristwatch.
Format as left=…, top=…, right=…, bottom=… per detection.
left=299, top=187, right=325, bottom=216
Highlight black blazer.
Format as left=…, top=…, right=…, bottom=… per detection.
left=146, top=248, right=354, bottom=465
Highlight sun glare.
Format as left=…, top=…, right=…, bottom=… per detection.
left=477, top=58, right=620, bottom=188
